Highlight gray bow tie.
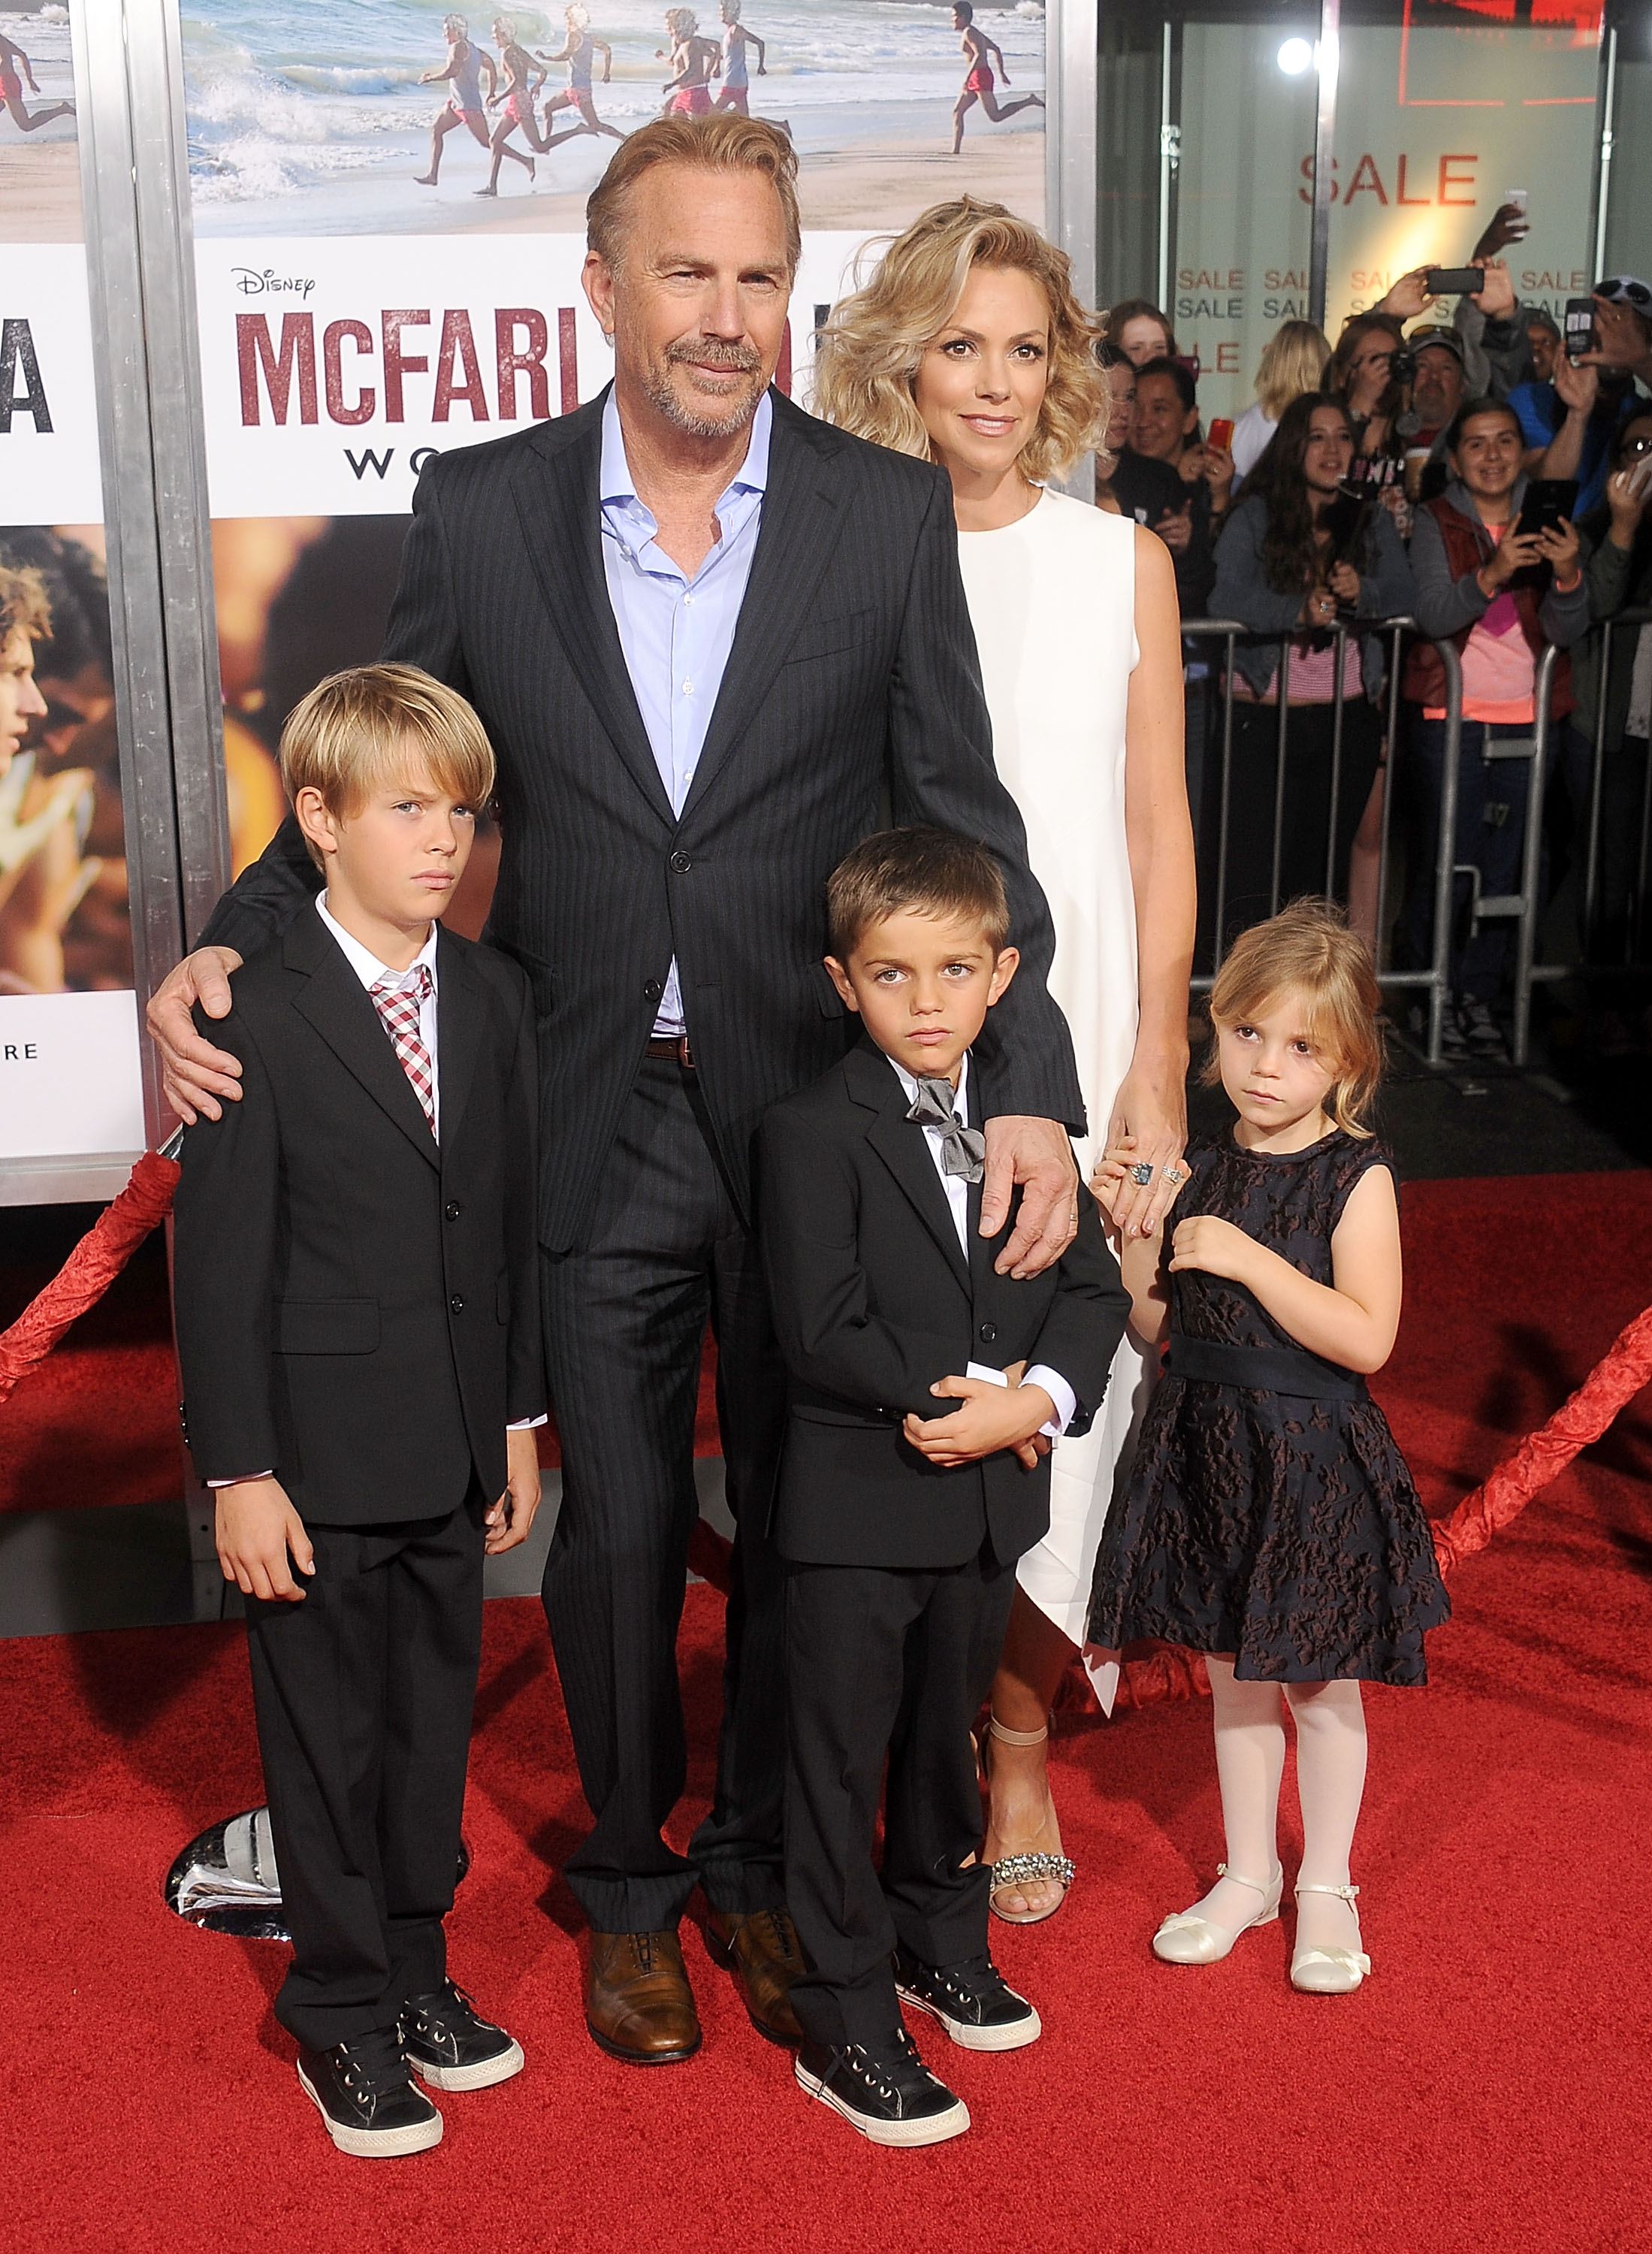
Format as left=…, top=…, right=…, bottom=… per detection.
left=907, top=1076, right=986, bottom=1184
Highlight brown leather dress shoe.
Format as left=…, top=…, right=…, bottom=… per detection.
left=585, top=1930, right=702, bottom=2065
left=705, top=1907, right=806, bottom=2046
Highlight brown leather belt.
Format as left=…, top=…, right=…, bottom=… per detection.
left=645, top=1034, right=695, bottom=1068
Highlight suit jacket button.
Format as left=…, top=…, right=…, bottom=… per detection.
left=450, top=1294, right=465, bottom=1313
left=644, top=979, right=663, bottom=1003
left=669, top=849, right=692, bottom=875
left=979, top=1321, right=997, bottom=1343
left=445, top=1201, right=461, bottom=1221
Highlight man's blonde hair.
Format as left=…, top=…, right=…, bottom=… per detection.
left=0, top=564, right=52, bottom=646
left=812, top=199, right=1107, bottom=485
left=1204, top=899, right=1385, bottom=1137
left=586, top=113, right=800, bottom=276
left=279, top=664, right=496, bottom=869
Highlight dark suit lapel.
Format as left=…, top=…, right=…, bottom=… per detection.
left=680, top=394, right=846, bottom=821
left=512, top=392, right=675, bottom=829
left=285, top=915, right=440, bottom=1168
left=849, top=1044, right=971, bottom=1295
left=433, top=928, right=484, bottom=1156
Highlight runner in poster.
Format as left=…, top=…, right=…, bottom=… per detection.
left=479, top=17, right=549, bottom=196
left=711, top=2, right=762, bottom=112
left=0, top=27, right=74, bottom=135
left=415, top=15, right=530, bottom=189
left=536, top=8, right=626, bottom=147
left=950, top=2, right=1041, bottom=158
left=657, top=11, right=719, bottom=119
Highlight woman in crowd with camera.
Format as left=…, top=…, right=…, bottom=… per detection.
left=1207, top=394, right=1414, bottom=950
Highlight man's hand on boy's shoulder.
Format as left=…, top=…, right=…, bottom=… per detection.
left=902, top=1364, right=1056, bottom=1472
left=485, top=1428, right=542, bottom=1555
left=215, top=1477, right=315, bottom=1603
left=148, top=944, right=246, bottom=1123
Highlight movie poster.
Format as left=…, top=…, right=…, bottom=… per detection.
left=1173, top=9, right=1602, bottom=421
left=183, top=0, right=1048, bottom=869
left=1, top=3, right=145, bottom=1183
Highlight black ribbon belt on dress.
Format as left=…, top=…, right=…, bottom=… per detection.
left=1166, top=1334, right=1370, bottom=1403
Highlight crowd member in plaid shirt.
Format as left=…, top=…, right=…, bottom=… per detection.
left=172, top=666, right=545, bottom=2159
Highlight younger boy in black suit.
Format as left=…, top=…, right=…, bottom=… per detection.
left=173, top=665, right=545, bottom=2159
left=759, top=827, right=1128, bottom=2147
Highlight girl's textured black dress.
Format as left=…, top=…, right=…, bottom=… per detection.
left=1087, top=1129, right=1449, bottom=1685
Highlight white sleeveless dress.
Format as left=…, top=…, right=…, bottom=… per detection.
left=957, top=490, right=1158, bottom=1655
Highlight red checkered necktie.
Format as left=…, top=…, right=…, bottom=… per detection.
left=370, top=962, right=436, bottom=1134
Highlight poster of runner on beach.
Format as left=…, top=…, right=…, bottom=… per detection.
left=182, top=0, right=1046, bottom=237
left=0, top=3, right=80, bottom=243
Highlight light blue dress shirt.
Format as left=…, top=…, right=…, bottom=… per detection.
left=599, top=385, right=772, bottom=1037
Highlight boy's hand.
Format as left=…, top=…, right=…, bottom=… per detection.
left=216, top=1479, right=314, bottom=1603
left=903, top=1373, right=1056, bottom=1470
left=1167, top=1213, right=1257, bottom=1285
left=485, top=1428, right=542, bottom=1555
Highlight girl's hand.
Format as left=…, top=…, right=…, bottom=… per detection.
left=1327, top=559, right=1361, bottom=606
left=1104, top=1062, right=1190, bottom=1239
left=1534, top=515, right=1581, bottom=588
left=1168, top=1213, right=1258, bottom=1285
left=1088, top=1157, right=1129, bottom=1226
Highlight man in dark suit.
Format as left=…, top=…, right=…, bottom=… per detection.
left=760, top=829, right=1127, bottom=2146
left=172, top=666, right=544, bottom=2156
left=146, top=116, right=1086, bottom=2067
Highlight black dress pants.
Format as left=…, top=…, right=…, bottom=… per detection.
left=540, top=1056, right=790, bottom=1935
left=784, top=1546, right=1017, bottom=2050
left=246, top=1494, right=484, bottom=2052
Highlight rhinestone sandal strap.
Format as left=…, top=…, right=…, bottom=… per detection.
left=990, top=1851, right=1075, bottom=1887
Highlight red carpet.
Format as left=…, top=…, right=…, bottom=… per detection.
left=3, top=1174, right=1650, bottom=2250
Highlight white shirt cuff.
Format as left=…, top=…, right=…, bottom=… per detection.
left=207, top=1473, right=273, bottom=1488
left=964, top=1361, right=1076, bottom=1439
left=506, top=1415, right=548, bottom=1430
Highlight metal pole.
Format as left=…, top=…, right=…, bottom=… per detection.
left=1584, top=615, right=1612, bottom=955
left=1044, top=0, right=1098, bottom=501
left=1324, top=625, right=1346, bottom=896
left=1593, top=27, right=1617, bottom=286
left=1374, top=622, right=1405, bottom=973
left=1157, top=21, right=1173, bottom=316
left=1427, top=640, right=1465, bottom=1066
left=1511, top=646, right=1559, bottom=1067
left=1213, top=631, right=1237, bottom=970
left=1307, top=0, right=1341, bottom=334
left=1270, top=640, right=1292, bottom=914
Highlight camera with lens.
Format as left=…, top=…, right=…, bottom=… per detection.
left=1389, top=344, right=1416, bottom=388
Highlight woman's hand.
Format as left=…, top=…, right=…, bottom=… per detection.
left=1472, top=256, right=1518, bottom=322
left=1202, top=443, right=1236, bottom=510
left=1103, top=1058, right=1189, bottom=1240
left=1477, top=518, right=1544, bottom=595
left=1167, top=1213, right=1258, bottom=1286
left=1373, top=267, right=1435, bottom=322
left=1606, top=467, right=1651, bottom=548
left=1534, top=514, right=1581, bottom=590
left=1303, top=585, right=1339, bottom=627
left=1327, top=559, right=1361, bottom=607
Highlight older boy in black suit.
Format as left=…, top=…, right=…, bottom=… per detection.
left=173, top=666, right=545, bottom=2159
left=759, top=829, right=1128, bottom=2147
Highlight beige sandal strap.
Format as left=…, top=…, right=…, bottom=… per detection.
left=986, top=1716, right=1049, bottom=1748
left=1294, top=1881, right=1360, bottom=1904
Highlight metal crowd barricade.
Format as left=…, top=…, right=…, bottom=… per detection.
left=1533, top=604, right=1652, bottom=983
left=1182, top=616, right=1568, bottom=1070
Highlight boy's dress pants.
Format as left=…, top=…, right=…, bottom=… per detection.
left=246, top=1493, right=484, bottom=2051
left=783, top=1546, right=1016, bottom=2051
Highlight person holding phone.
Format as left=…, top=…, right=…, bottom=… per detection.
left=1398, top=398, right=1588, bottom=1062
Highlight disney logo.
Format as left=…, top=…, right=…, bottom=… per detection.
left=231, top=268, right=316, bottom=298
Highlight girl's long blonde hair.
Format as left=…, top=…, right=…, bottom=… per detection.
left=1254, top=319, right=1333, bottom=422
left=1204, top=899, right=1385, bottom=1137
left=812, top=198, right=1107, bottom=485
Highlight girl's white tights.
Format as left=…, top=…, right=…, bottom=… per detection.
left=1190, top=1656, right=1368, bottom=1958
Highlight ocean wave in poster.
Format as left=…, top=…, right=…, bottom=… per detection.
left=180, top=0, right=1046, bottom=216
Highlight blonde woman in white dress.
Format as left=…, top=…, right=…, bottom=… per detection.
left=815, top=202, right=1195, bottom=1924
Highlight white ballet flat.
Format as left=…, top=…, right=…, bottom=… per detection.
left=1290, top=1881, right=1372, bottom=1993
left=1152, top=1863, right=1282, bottom=1965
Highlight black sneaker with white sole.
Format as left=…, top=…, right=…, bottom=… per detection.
left=399, top=1978, right=525, bottom=2092
left=296, top=2028, right=443, bottom=2158
left=1457, top=996, right=1509, bottom=1062
left=795, top=2026, right=970, bottom=2147
left=895, top=1949, right=1041, bottom=2051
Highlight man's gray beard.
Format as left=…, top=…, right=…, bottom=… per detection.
left=641, top=355, right=764, bottom=441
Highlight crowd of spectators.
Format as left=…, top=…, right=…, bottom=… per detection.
left=1097, top=204, right=1652, bottom=1063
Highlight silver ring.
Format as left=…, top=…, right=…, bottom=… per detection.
left=1129, top=1161, right=1154, bottom=1186
left=1163, top=1162, right=1188, bottom=1186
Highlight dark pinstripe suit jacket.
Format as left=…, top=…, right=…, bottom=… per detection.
left=201, top=385, right=1085, bottom=1253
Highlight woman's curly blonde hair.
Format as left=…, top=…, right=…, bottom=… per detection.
left=812, top=198, right=1108, bottom=484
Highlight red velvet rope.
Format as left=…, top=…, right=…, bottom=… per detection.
left=2, top=1159, right=1648, bottom=1721
left=0, top=1151, right=180, bottom=1409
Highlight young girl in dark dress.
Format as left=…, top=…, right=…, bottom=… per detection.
left=1089, top=901, right=1448, bottom=1994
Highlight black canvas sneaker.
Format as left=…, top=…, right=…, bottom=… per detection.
left=399, top=1978, right=525, bottom=2092
left=296, top=2028, right=443, bottom=2157
left=794, top=2026, right=970, bottom=2147
left=895, top=1949, right=1042, bottom=2051
left=1458, top=996, right=1509, bottom=1062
